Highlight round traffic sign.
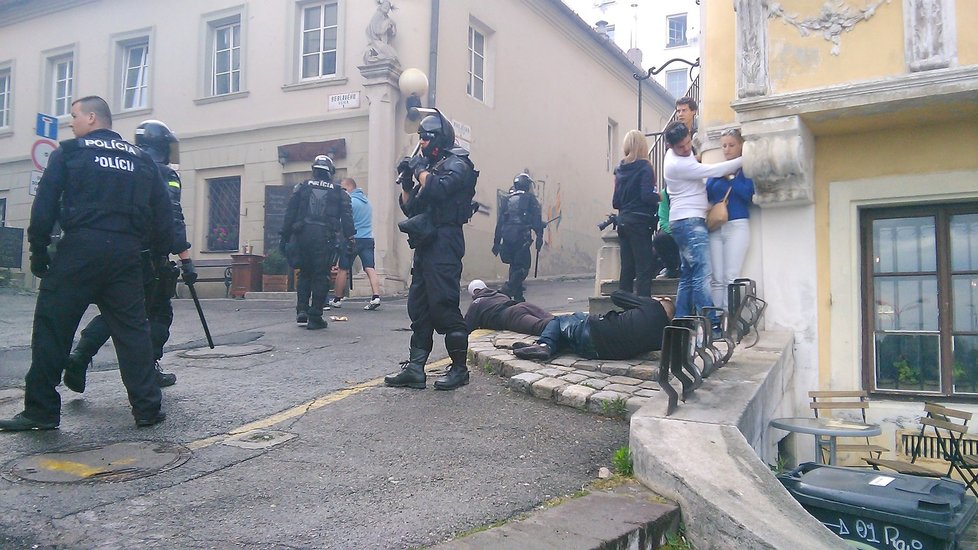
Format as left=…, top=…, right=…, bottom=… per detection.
left=31, top=139, right=58, bottom=171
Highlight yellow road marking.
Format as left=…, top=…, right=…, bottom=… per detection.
left=188, top=357, right=453, bottom=451
left=36, top=457, right=135, bottom=478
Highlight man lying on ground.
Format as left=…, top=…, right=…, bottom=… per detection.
left=513, top=290, right=675, bottom=362
left=464, top=280, right=554, bottom=335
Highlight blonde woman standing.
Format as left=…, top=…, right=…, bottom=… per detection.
left=612, top=130, right=659, bottom=297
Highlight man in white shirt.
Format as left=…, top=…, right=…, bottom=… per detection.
left=662, top=121, right=743, bottom=323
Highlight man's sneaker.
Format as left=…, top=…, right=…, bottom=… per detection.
left=135, top=411, right=166, bottom=428
left=364, top=297, right=381, bottom=311
left=0, top=412, right=59, bottom=431
left=155, top=361, right=176, bottom=387
left=330, top=297, right=344, bottom=308
left=306, top=315, right=328, bottom=330
left=296, top=312, right=308, bottom=325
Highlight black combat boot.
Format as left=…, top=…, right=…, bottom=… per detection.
left=155, top=361, right=177, bottom=387
left=384, top=348, right=428, bottom=389
left=63, top=352, right=90, bottom=393
left=296, top=310, right=308, bottom=325
left=306, top=314, right=327, bottom=330
left=434, top=332, right=469, bottom=391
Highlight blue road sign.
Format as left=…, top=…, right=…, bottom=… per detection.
left=36, top=113, right=58, bottom=140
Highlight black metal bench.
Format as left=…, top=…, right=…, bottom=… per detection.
left=190, top=259, right=233, bottom=298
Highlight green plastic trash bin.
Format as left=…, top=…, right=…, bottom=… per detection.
left=779, top=462, right=977, bottom=550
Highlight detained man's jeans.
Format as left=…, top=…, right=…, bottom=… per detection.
left=671, top=217, right=715, bottom=321
left=537, top=312, right=598, bottom=359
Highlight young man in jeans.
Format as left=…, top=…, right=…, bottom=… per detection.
left=662, top=121, right=742, bottom=324
left=331, top=177, right=382, bottom=310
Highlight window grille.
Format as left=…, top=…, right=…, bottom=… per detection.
left=0, top=69, right=10, bottom=128
left=666, top=69, right=687, bottom=100
left=51, top=55, right=73, bottom=116
left=467, top=26, right=486, bottom=102
left=207, top=177, right=241, bottom=252
left=667, top=14, right=687, bottom=48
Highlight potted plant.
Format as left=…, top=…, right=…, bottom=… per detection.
left=261, top=249, right=289, bottom=292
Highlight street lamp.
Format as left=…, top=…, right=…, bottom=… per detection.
left=398, top=68, right=429, bottom=131
left=632, top=57, right=700, bottom=130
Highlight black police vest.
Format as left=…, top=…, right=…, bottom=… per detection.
left=302, top=180, right=342, bottom=230
left=503, top=191, right=532, bottom=226
left=429, top=154, right=478, bottom=227
left=59, top=136, right=158, bottom=237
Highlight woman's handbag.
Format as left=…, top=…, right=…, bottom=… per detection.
left=706, top=187, right=732, bottom=232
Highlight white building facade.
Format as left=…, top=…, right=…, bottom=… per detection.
left=0, top=0, right=675, bottom=295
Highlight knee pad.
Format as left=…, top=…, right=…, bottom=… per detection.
left=445, top=331, right=468, bottom=353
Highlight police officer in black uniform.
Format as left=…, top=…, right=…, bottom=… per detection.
left=0, top=96, right=172, bottom=431
left=280, top=155, right=354, bottom=330
left=385, top=110, right=478, bottom=391
left=492, top=173, right=545, bottom=302
left=63, top=120, right=194, bottom=393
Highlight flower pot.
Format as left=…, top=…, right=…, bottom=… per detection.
left=262, top=274, right=288, bottom=292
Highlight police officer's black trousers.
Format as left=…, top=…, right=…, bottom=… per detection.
left=502, top=242, right=531, bottom=299
left=407, top=226, right=468, bottom=353
left=295, top=232, right=335, bottom=316
left=24, top=230, right=161, bottom=423
left=75, top=259, right=177, bottom=363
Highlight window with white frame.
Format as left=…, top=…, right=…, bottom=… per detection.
left=212, top=20, right=241, bottom=95
left=300, top=2, right=338, bottom=80
left=607, top=119, right=618, bottom=172
left=467, top=26, right=486, bottom=102
left=0, top=67, right=10, bottom=128
left=666, top=69, right=687, bottom=100
left=667, top=14, right=687, bottom=48
left=121, top=40, right=149, bottom=110
left=49, top=54, right=74, bottom=116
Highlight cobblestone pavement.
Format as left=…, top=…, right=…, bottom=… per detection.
left=469, top=331, right=662, bottom=418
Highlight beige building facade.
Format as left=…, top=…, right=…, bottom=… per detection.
left=0, top=0, right=675, bottom=294
left=700, top=0, right=978, bottom=462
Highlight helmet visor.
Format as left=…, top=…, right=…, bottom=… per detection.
left=168, top=141, right=180, bottom=165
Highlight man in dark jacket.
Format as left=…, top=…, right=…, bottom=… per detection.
left=64, top=120, right=192, bottom=392
left=280, top=155, right=355, bottom=330
left=492, top=173, right=545, bottom=302
left=0, top=96, right=172, bottom=430
left=513, top=291, right=674, bottom=362
left=464, top=280, right=553, bottom=335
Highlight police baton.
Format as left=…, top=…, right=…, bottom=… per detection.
left=186, top=282, right=215, bottom=349
left=534, top=215, right=562, bottom=279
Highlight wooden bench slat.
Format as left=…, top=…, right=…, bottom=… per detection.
left=808, top=390, right=867, bottom=398
left=810, top=402, right=869, bottom=410
left=863, top=458, right=945, bottom=476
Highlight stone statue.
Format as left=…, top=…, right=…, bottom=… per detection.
left=364, top=0, right=399, bottom=65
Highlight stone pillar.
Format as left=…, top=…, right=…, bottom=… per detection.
left=359, top=61, right=408, bottom=293
left=741, top=115, right=814, bottom=207
left=594, top=226, right=621, bottom=297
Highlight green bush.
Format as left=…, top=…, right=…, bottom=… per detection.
left=612, top=446, right=633, bottom=476
left=262, top=249, right=288, bottom=275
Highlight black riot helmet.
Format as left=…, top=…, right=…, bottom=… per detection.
left=135, top=120, right=179, bottom=164
left=512, top=173, right=532, bottom=192
left=311, top=155, right=335, bottom=181
left=417, top=113, right=455, bottom=160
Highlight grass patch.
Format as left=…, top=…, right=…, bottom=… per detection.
left=612, top=446, right=633, bottom=476
left=663, top=523, right=693, bottom=549
left=600, top=397, right=629, bottom=419
left=769, top=454, right=788, bottom=474
left=481, top=360, right=493, bottom=374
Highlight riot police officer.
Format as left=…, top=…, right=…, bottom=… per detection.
left=385, top=109, right=478, bottom=391
left=63, top=120, right=194, bottom=393
left=0, top=96, right=172, bottom=431
left=492, top=173, right=545, bottom=302
left=280, top=155, right=354, bottom=330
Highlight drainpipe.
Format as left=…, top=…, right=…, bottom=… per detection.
left=428, top=0, right=439, bottom=107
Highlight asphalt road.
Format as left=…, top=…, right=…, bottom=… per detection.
left=0, top=277, right=628, bottom=549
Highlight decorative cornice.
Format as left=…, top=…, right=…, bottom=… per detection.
left=732, top=65, right=978, bottom=122
left=767, top=0, right=892, bottom=55
left=0, top=0, right=96, bottom=27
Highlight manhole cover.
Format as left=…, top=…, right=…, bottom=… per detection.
left=179, top=343, right=273, bottom=359
left=222, top=429, right=295, bottom=450
left=2, top=440, right=191, bottom=484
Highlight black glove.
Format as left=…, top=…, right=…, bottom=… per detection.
left=179, top=258, right=198, bottom=285
left=30, top=248, right=51, bottom=278
left=399, top=172, right=414, bottom=193
left=345, top=239, right=356, bottom=256
left=396, top=157, right=411, bottom=176
left=408, top=155, right=429, bottom=179
left=491, top=243, right=500, bottom=257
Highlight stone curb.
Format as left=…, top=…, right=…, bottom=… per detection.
left=468, top=331, right=660, bottom=419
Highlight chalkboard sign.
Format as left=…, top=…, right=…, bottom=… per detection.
left=0, top=226, right=24, bottom=269
left=264, top=185, right=295, bottom=252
